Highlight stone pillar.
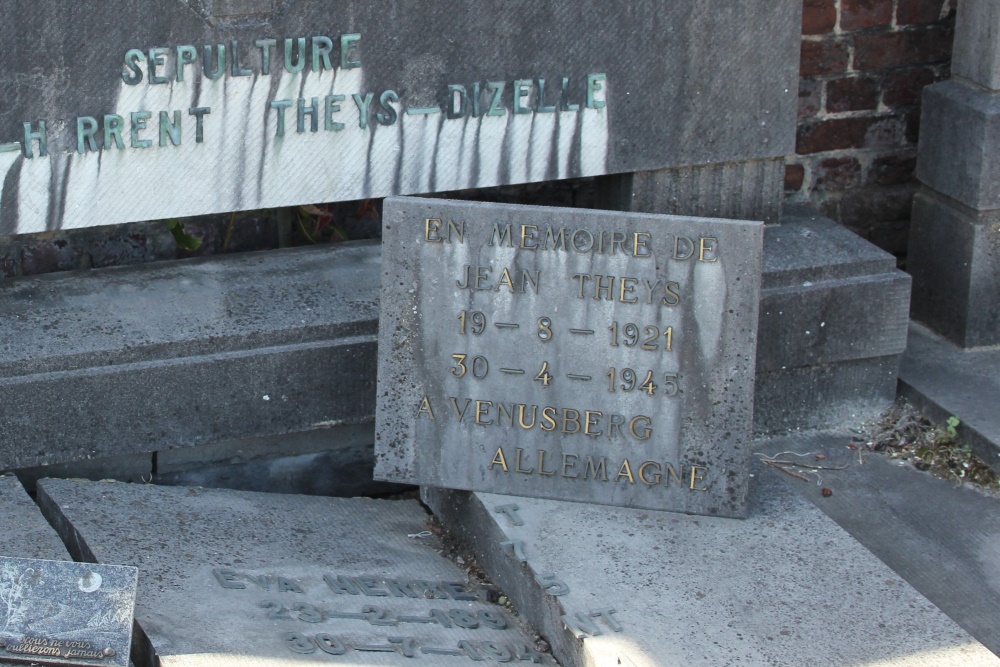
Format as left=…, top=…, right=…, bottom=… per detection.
left=909, top=0, right=1000, bottom=347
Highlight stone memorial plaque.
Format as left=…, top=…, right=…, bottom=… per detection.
left=36, top=479, right=555, bottom=666
left=376, top=197, right=763, bottom=517
left=0, top=0, right=797, bottom=234
left=0, top=557, right=137, bottom=667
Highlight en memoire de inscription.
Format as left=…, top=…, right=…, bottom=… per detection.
left=376, top=197, right=763, bottom=518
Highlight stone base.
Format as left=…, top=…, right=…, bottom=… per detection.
left=755, top=207, right=910, bottom=432
left=916, top=81, right=1000, bottom=211
left=899, top=322, right=1000, bottom=473
left=908, top=188, right=1000, bottom=348
left=755, top=355, right=900, bottom=433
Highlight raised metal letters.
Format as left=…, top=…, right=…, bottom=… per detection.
left=376, top=197, right=763, bottom=517
left=0, top=557, right=137, bottom=667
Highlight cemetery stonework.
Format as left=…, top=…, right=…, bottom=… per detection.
left=909, top=0, right=1000, bottom=347
left=376, top=197, right=763, bottom=517
left=0, top=0, right=795, bottom=235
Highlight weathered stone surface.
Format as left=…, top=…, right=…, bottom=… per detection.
left=952, top=0, right=1000, bottom=91
left=0, top=476, right=69, bottom=560
left=754, top=208, right=909, bottom=432
left=597, top=157, right=786, bottom=224
left=0, top=242, right=379, bottom=470
left=916, top=81, right=1000, bottom=211
left=754, top=355, right=900, bottom=434
left=376, top=197, right=763, bottom=517
left=425, top=470, right=1000, bottom=667
left=0, top=556, right=137, bottom=667
left=0, top=0, right=798, bottom=235
left=36, top=479, right=552, bottom=667
left=908, top=188, right=1000, bottom=348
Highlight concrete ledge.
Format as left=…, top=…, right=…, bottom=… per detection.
left=0, top=208, right=908, bottom=477
left=0, top=475, right=69, bottom=560
left=0, top=241, right=380, bottom=470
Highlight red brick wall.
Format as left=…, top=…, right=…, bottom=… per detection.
left=787, top=0, right=956, bottom=258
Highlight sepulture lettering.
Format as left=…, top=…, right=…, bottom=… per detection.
left=0, top=0, right=796, bottom=234
left=376, top=197, right=763, bottom=517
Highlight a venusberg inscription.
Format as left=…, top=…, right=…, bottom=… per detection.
left=376, top=197, right=763, bottom=517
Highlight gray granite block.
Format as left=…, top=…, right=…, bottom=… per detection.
left=376, top=197, right=763, bottom=518
left=754, top=355, right=900, bottom=434
left=753, top=209, right=909, bottom=432
left=36, top=479, right=553, bottom=667
left=425, top=472, right=1000, bottom=666
left=916, top=81, right=1000, bottom=211
left=0, top=476, right=69, bottom=560
left=953, top=0, right=1000, bottom=91
left=0, top=242, right=380, bottom=471
left=908, top=189, right=1000, bottom=348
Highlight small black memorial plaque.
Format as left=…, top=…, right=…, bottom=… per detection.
left=376, top=197, right=763, bottom=518
left=0, top=557, right=137, bottom=667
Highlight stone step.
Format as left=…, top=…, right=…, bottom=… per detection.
left=754, top=430, right=1000, bottom=657
left=899, top=322, right=1000, bottom=475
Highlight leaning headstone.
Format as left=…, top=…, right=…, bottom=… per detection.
left=376, top=197, right=763, bottom=518
left=0, top=0, right=796, bottom=234
left=36, top=479, right=554, bottom=666
left=0, top=556, right=137, bottom=667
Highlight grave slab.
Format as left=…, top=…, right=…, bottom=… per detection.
left=755, top=429, right=1000, bottom=656
left=425, top=469, right=1000, bottom=666
left=0, top=475, right=69, bottom=561
left=376, top=197, right=763, bottom=518
left=35, top=479, right=554, bottom=667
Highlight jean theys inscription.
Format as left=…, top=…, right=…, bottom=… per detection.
left=376, top=197, right=763, bottom=517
